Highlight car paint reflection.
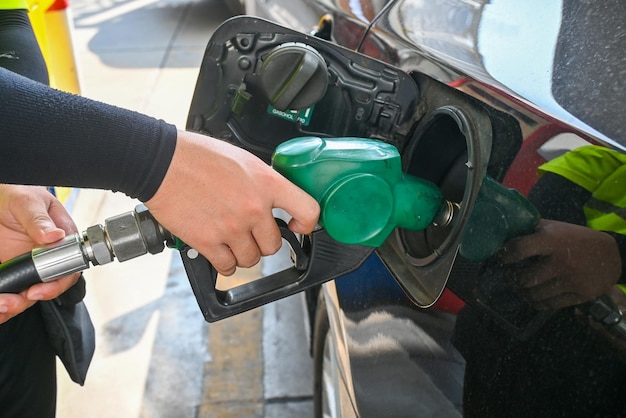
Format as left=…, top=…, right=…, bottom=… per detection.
left=371, top=0, right=624, bottom=148
left=326, top=255, right=464, bottom=416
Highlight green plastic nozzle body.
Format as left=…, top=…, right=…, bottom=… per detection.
left=459, top=175, right=540, bottom=261
left=271, top=136, right=445, bottom=247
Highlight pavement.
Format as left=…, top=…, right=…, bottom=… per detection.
left=55, top=1, right=314, bottom=416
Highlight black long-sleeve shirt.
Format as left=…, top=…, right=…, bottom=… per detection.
left=0, top=7, right=177, bottom=201
left=1, top=67, right=177, bottom=201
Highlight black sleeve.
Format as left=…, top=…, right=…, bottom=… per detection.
left=0, top=8, right=49, bottom=84
left=527, top=172, right=590, bottom=225
left=0, top=67, right=177, bottom=202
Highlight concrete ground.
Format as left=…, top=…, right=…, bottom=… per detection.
left=56, top=0, right=313, bottom=416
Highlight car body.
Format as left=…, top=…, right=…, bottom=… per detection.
left=193, top=1, right=625, bottom=416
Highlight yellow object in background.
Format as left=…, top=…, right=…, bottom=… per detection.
left=27, top=0, right=81, bottom=203
left=27, top=0, right=81, bottom=94
left=53, top=187, right=73, bottom=204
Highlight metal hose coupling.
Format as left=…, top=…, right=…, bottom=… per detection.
left=82, top=204, right=173, bottom=266
left=24, top=205, right=173, bottom=287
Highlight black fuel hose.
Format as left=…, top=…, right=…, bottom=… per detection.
left=0, top=252, right=42, bottom=294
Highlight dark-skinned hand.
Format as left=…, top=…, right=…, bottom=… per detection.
left=498, top=219, right=622, bottom=310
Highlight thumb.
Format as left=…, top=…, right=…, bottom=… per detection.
left=16, top=207, right=66, bottom=246
left=29, top=215, right=66, bottom=245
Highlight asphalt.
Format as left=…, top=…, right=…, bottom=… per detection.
left=55, top=1, right=314, bottom=416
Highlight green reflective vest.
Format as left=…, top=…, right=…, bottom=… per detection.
left=539, top=145, right=626, bottom=235
left=0, top=1, right=28, bottom=9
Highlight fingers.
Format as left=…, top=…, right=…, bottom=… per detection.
left=46, top=197, right=79, bottom=237
left=25, top=273, right=80, bottom=301
left=206, top=244, right=238, bottom=276
left=209, top=220, right=283, bottom=276
left=0, top=272, right=81, bottom=324
left=273, top=176, right=320, bottom=235
left=9, top=188, right=67, bottom=245
left=527, top=291, right=584, bottom=310
left=498, top=222, right=548, bottom=265
left=0, top=293, right=36, bottom=324
left=208, top=242, right=258, bottom=277
left=510, top=256, right=556, bottom=289
left=519, top=274, right=569, bottom=305
left=252, top=217, right=283, bottom=257
left=509, top=256, right=586, bottom=309
left=514, top=264, right=606, bottom=310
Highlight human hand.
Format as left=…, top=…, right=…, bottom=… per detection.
left=145, top=131, right=320, bottom=276
left=0, top=185, right=81, bottom=324
left=498, top=219, right=621, bottom=310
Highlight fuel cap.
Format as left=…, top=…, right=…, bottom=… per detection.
left=259, top=42, right=328, bottom=111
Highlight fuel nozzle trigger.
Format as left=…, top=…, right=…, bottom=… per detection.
left=179, top=219, right=372, bottom=323
left=275, top=218, right=310, bottom=271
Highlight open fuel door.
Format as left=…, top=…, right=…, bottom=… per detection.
left=184, top=16, right=492, bottom=322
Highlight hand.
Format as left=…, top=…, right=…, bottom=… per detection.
left=0, top=185, right=81, bottom=324
left=498, top=219, right=621, bottom=310
left=145, top=131, right=320, bottom=276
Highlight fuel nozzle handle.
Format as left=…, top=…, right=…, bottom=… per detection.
left=458, top=175, right=540, bottom=261
left=0, top=204, right=174, bottom=294
left=272, top=136, right=446, bottom=247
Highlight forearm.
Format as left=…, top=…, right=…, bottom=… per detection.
left=528, top=172, right=590, bottom=225
left=0, top=68, right=177, bottom=201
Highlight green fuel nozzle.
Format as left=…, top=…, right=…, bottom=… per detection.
left=272, top=136, right=540, bottom=261
left=459, top=175, right=539, bottom=261
left=271, top=136, right=448, bottom=247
